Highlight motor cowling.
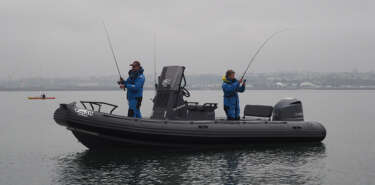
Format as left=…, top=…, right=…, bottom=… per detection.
left=272, top=98, right=304, bottom=121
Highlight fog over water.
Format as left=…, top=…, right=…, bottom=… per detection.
left=1, top=0, right=375, bottom=79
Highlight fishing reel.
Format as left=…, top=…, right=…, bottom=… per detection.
left=117, top=77, right=126, bottom=91
left=117, top=77, right=124, bottom=85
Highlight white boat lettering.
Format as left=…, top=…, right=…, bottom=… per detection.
left=74, top=108, right=94, bottom=117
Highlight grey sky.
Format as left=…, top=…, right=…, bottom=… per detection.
left=1, top=0, right=374, bottom=79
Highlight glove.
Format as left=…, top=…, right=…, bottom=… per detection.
left=117, top=77, right=124, bottom=85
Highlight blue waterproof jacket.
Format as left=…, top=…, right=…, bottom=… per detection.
left=123, top=68, right=145, bottom=100
left=222, top=76, right=245, bottom=119
left=122, top=68, right=145, bottom=118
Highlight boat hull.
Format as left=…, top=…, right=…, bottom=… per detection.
left=54, top=103, right=326, bottom=149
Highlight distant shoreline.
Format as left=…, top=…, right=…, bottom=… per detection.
left=1, top=87, right=375, bottom=91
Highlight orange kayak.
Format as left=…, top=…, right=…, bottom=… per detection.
left=28, top=97, right=56, bottom=100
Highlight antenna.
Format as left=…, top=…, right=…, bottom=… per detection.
left=153, top=32, right=157, bottom=89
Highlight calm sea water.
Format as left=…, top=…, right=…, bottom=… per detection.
left=0, top=90, right=374, bottom=185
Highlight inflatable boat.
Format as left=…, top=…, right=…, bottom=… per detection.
left=53, top=66, right=326, bottom=149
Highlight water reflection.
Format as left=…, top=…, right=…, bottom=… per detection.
left=53, top=144, right=326, bottom=185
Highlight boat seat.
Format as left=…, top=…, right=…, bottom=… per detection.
left=243, top=105, right=273, bottom=120
left=186, top=102, right=217, bottom=112
left=184, top=102, right=217, bottom=120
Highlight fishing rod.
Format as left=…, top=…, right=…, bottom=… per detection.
left=240, top=29, right=287, bottom=80
left=153, top=32, right=157, bottom=90
left=102, top=22, right=123, bottom=80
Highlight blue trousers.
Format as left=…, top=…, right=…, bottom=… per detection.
left=224, top=103, right=240, bottom=120
left=128, top=97, right=142, bottom=118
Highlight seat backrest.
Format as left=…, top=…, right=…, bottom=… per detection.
left=244, top=105, right=273, bottom=118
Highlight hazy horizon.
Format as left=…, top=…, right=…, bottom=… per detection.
left=1, top=0, right=375, bottom=79
left=2, top=70, right=375, bottom=81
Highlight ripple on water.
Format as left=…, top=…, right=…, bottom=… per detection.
left=52, top=143, right=326, bottom=185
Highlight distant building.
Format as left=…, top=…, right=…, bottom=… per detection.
left=275, top=82, right=287, bottom=88
left=299, top=82, right=318, bottom=88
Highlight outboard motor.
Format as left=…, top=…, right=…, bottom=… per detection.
left=272, top=98, right=304, bottom=121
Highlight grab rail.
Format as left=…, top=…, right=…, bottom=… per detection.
left=80, top=101, right=118, bottom=114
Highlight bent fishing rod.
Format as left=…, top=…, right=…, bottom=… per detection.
left=240, top=29, right=287, bottom=80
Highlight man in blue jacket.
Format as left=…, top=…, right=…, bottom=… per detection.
left=222, top=70, right=246, bottom=120
left=119, top=61, right=145, bottom=118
